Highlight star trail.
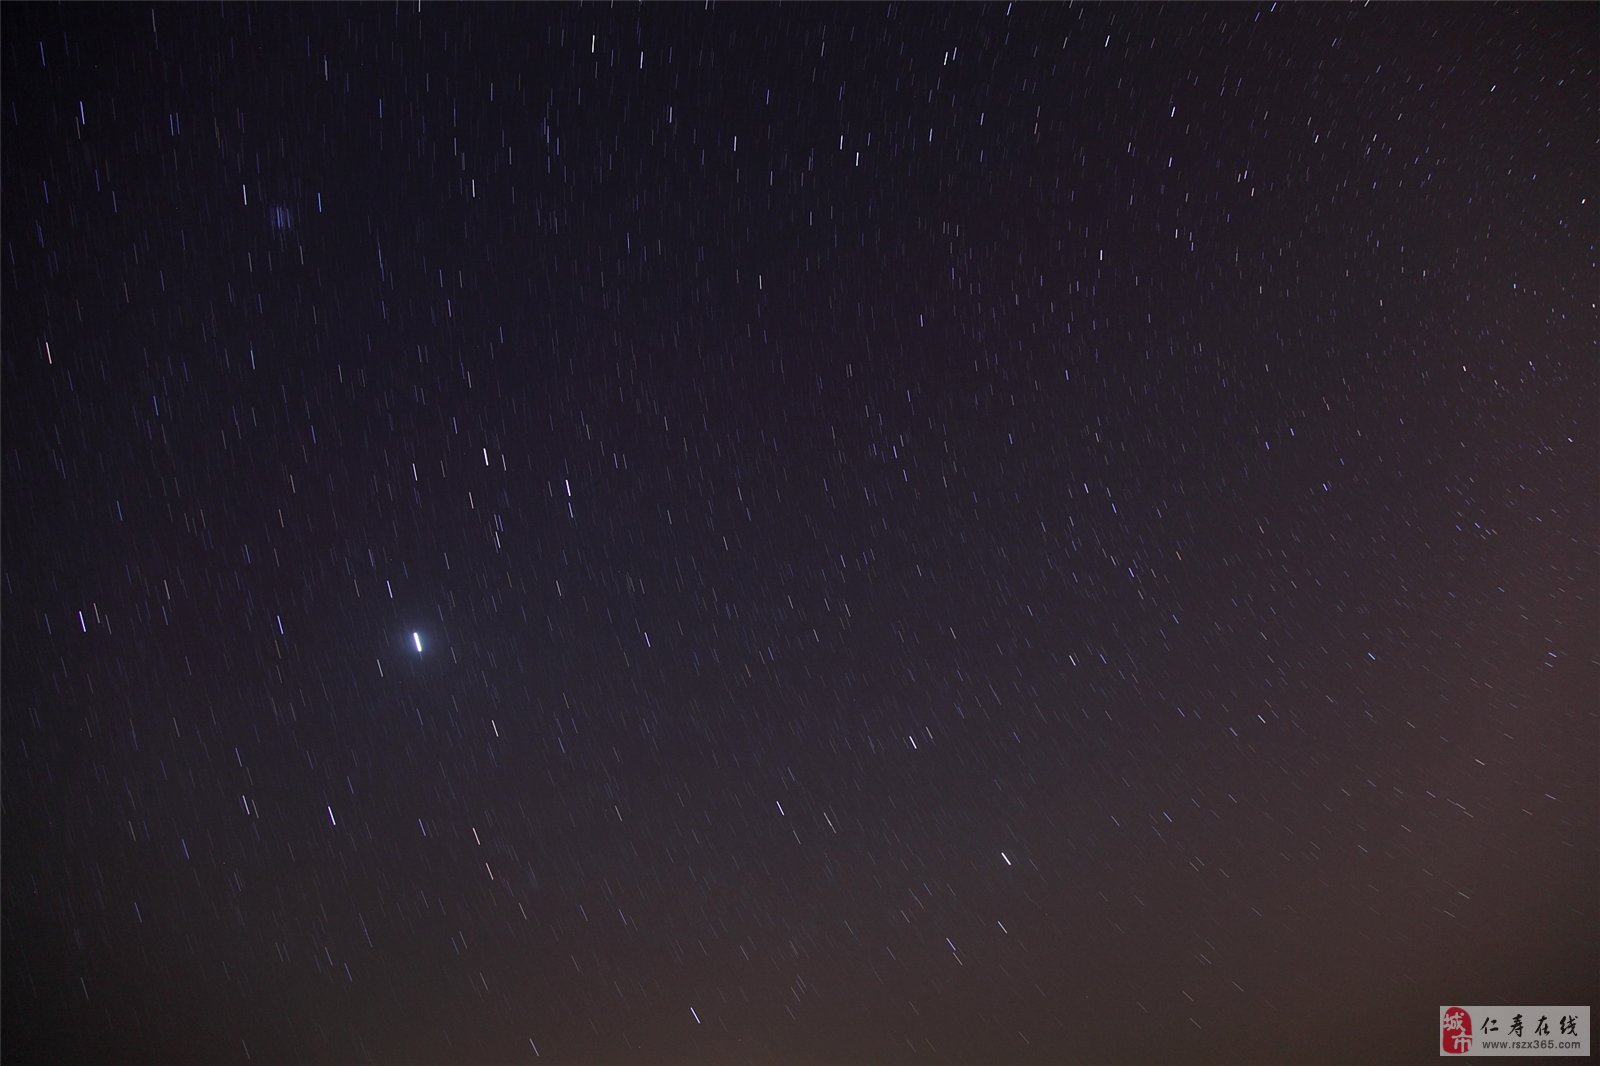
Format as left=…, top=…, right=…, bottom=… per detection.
left=2, top=4, right=1595, bottom=1064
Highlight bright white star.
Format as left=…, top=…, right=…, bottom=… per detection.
left=412, top=631, right=423, bottom=653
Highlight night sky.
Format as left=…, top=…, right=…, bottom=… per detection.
left=2, top=4, right=1595, bottom=1064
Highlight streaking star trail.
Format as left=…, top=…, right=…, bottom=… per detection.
left=0, top=4, right=1592, bottom=1065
